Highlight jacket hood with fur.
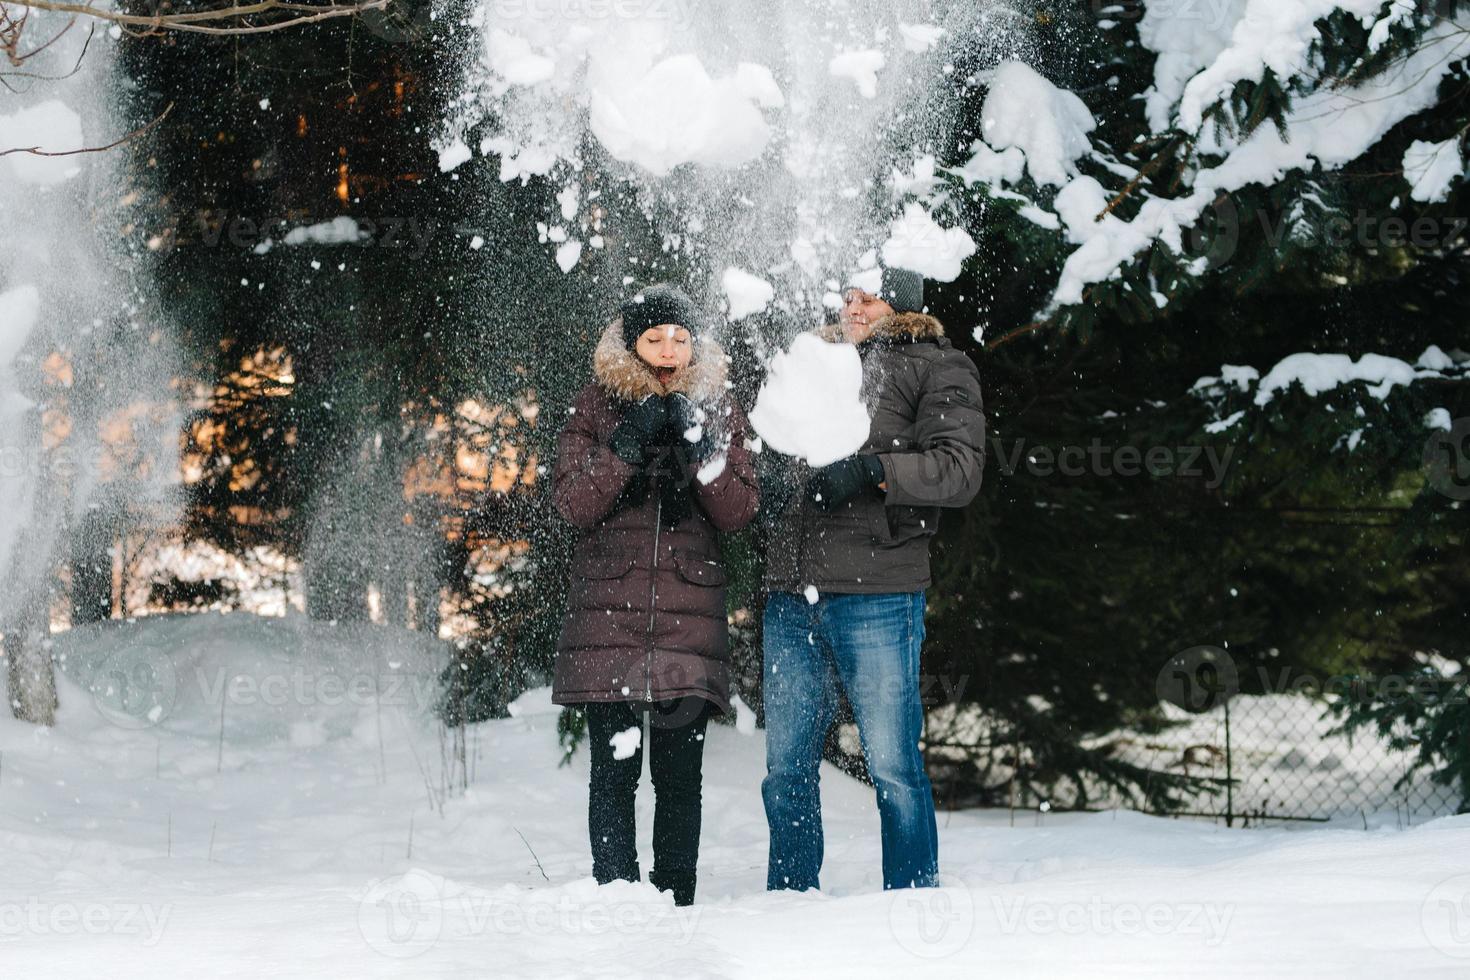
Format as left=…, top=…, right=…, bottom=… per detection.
left=592, top=319, right=729, bottom=402
left=813, top=310, right=945, bottom=345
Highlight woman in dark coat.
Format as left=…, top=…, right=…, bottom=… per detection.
left=551, top=283, right=759, bottom=906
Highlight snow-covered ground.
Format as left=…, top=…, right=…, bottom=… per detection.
left=4, top=612, right=1470, bottom=977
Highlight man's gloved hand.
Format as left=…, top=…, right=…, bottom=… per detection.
left=609, top=395, right=670, bottom=465
left=806, top=454, right=885, bottom=511
left=666, top=393, right=716, bottom=462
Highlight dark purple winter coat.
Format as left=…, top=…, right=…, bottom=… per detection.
left=550, top=320, right=759, bottom=714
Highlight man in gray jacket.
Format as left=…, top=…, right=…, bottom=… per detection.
left=760, top=266, right=985, bottom=892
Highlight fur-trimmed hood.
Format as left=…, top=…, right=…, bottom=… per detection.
left=814, top=310, right=945, bottom=345
left=592, top=319, right=729, bottom=402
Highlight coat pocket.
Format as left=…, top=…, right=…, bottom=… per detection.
left=879, top=504, right=940, bottom=544
left=672, top=553, right=727, bottom=587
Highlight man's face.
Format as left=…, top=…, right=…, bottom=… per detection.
left=840, top=288, right=895, bottom=343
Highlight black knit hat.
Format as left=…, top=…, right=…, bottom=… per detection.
left=620, top=284, right=702, bottom=349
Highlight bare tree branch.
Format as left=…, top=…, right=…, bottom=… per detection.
left=0, top=20, right=91, bottom=90
left=0, top=0, right=392, bottom=37
left=0, top=98, right=173, bottom=157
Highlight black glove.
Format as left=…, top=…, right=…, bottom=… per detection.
left=666, top=393, right=716, bottom=462
left=806, top=454, right=885, bottom=511
left=609, top=395, right=670, bottom=465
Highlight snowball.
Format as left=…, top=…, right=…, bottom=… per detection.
left=0, top=100, right=86, bottom=185
left=721, top=267, right=774, bottom=320
left=828, top=50, right=886, bottom=99
left=555, top=240, right=583, bottom=272
left=749, top=332, right=870, bottom=468
left=980, top=61, right=1096, bottom=188
left=556, top=183, right=580, bottom=221
left=803, top=585, right=820, bottom=604
left=609, top=725, right=642, bottom=760
left=589, top=54, right=778, bottom=177
left=1403, top=138, right=1464, bottom=203
left=881, top=203, right=976, bottom=282
left=437, top=138, right=473, bottom=173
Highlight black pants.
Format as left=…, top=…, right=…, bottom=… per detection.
left=584, top=697, right=711, bottom=906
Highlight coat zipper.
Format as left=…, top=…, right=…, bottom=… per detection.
left=645, top=484, right=662, bottom=703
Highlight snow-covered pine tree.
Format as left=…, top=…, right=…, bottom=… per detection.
left=906, top=1, right=1470, bottom=809
left=935, top=0, right=1470, bottom=344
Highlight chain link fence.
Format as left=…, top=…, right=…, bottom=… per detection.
left=1092, top=692, right=1458, bottom=824
left=916, top=685, right=1460, bottom=826
left=908, top=511, right=1466, bottom=825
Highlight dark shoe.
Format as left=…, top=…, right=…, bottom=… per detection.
left=648, top=867, right=697, bottom=906
left=594, top=864, right=641, bottom=887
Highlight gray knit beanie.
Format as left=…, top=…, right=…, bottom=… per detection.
left=877, top=267, right=924, bottom=313
left=845, top=266, right=925, bottom=313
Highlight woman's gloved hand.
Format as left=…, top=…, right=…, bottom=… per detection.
left=609, top=395, right=670, bottom=464
left=666, top=393, right=716, bottom=462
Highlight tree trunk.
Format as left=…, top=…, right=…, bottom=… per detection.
left=380, top=563, right=409, bottom=627
left=4, top=583, right=57, bottom=726
left=412, top=576, right=441, bottom=636
left=69, top=505, right=116, bottom=625
left=3, top=408, right=59, bottom=725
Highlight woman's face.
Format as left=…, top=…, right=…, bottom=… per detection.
left=634, top=323, right=692, bottom=383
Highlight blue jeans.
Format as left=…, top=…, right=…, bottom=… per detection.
left=761, top=590, right=938, bottom=891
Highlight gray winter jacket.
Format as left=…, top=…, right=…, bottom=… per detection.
left=762, top=311, right=986, bottom=594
